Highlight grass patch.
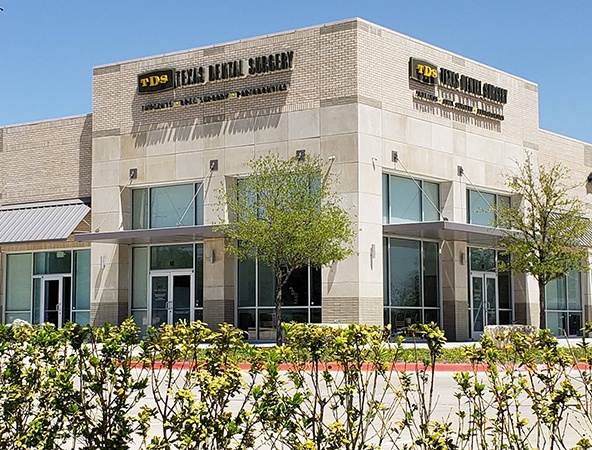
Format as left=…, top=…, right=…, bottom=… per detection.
left=229, top=343, right=592, bottom=366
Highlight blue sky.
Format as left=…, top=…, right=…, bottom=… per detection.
left=1, top=1, right=591, bottom=143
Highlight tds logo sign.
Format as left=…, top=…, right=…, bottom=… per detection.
left=138, top=69, right=175, bottom=94
left=409, top=58, right=438, bottom=85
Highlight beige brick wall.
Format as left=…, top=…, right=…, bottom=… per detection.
left=92, top=23, right=361, bottom=136
left=356, top=22, right=540, bottom=147
left=538, top=130, right=590, bottom=212
left=0, top=114, right=92, bottom=207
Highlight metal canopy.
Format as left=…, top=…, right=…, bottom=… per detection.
left=383, top=221, right=506, bottom=246
left=74, top=225, right=221, bottom=245
left=0, top=200, right=90, bottom=244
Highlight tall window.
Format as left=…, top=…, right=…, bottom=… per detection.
left=467, top=190, right=510, bottom=226
left=546, top=271, right=583, bottom=336
left=132, top=183, right=204, bottom=229
left=383, top=238, right=440, bottom=334
left=237, top=260, right=321, bottom=341
left=383, top=174, right=439, bottom=224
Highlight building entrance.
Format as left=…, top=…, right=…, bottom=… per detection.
left=470, top=272, right=497, bottom=340
left=149, top=271, right=194, bottom=327
left=34, top=275, right=71, bottom=327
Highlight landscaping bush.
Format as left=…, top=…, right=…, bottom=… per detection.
left=1, top=320, right=592, bottom=449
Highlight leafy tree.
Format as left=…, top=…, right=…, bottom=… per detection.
left=216, top=153, right=355, bottom=344
left=494, top=154, right=589, bottom=330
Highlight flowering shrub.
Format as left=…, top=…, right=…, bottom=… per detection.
left=0, top=320, right=591, bottom=449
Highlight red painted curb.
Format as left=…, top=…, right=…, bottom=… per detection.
left=132, top=361, right=502, bottom=372
left=132, top=361, right=592, bottom=373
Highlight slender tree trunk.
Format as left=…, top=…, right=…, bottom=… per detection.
left=275, top=273, right=284, bottom=346
left=538, top=279, right=546, bottom=330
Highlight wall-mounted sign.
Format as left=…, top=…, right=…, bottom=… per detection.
left=141, top=83, right=289, bottom=112
left=409, top=58, right=438, bottom=86
left=409, top=57, right=508, bottom=104
left=138, top=69, right=176, bottom=94
left=414, top=90, right=504, bottom=121
left=138, top=51, right=294, bottom=94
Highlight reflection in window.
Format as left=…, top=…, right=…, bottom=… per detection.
left=4, top=250, right=90, bottom=326
left=132, top=183, right=204, bottom=229
left=383, top=238, right=440, bottom=335
left=237, top=259, right=321, bottom=340
left=382, top=174, right=439, bottom=224
left=546, top=271, right=583, bottom=336
left=131, top=244, right=204, bottom=337
left=150, top=245, right=194, bottom=270
left=467, top=190, right=510, bottom=226
left=469, top=248, right=496, bottom=272
left=497, top=253, right=512, bottom=319
left=34, top=251, right=72, bottom=275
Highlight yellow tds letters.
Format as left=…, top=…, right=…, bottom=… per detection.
left=416, top=64, right=438, bottom=79
left=138, top=69, right=175, bottom=94
left=140, top=74, right=169, bottom=88
left=409, top=58, right=439, bottom=85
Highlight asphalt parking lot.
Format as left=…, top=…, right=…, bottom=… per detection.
left=126, top=356, right=591, bottom=449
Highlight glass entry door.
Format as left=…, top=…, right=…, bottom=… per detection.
left=35, top=276, right=71, bottom=327
left=150, top=272, right=193, bottom=327
left=471, top=272, right=497, bottom=340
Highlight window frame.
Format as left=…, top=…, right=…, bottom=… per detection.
left=382, top=174, right=440, bottom=224
left=383, top=237, right=442, bottom=334
left=130, top=242, right=204, bottom=337
left=131, top=182, right=204, bottom=230
left=545, top=270, right=583, bottom=337
left=466, top=189, right=511, bottom=227
left=3, top=249, right=91, bottom=325
left=236, top=258, right=322, bottom=341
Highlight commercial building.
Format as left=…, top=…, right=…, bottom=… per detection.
left=1, top=18, right=591, bottom=340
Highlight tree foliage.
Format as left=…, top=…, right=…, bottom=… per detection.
left=494, top=154, right=589, bottom=329
left=215, top=153, right=355, bottom=344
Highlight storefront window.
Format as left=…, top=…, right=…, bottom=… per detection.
left=237, top=260, right=321, bottom=340
left=34, top=251, right=72, bottom=275
left=5, top=253, right=33, bottom=323
left=546, top=271, right=583, bottom=336
left=4, top=250, right=90, bottom=326
left=72, top=250, right=91, bottom=325
left=382, top=174, right=439, bottom=224
left=383, top=238, right=440, bottom=335
left=132, top=183, right=204, bottom=229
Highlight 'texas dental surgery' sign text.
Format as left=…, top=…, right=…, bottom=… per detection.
left=409, top=57, right=508, bottom=104
left=138, top=51, right=294, bottom=94
left=409, top=57, right=508, bottom=122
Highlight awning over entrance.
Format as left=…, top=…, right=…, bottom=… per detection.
left=383, top=221, right=505, bottom=246
left=0, top=200, right=90, bottom=244
left=74, top=225, right=221, bottom=245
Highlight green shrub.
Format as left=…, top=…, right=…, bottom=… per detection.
left=0, top=319, right=592, bottom=449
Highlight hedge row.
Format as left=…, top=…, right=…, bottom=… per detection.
left=0, top=319, right=592, bottom=449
